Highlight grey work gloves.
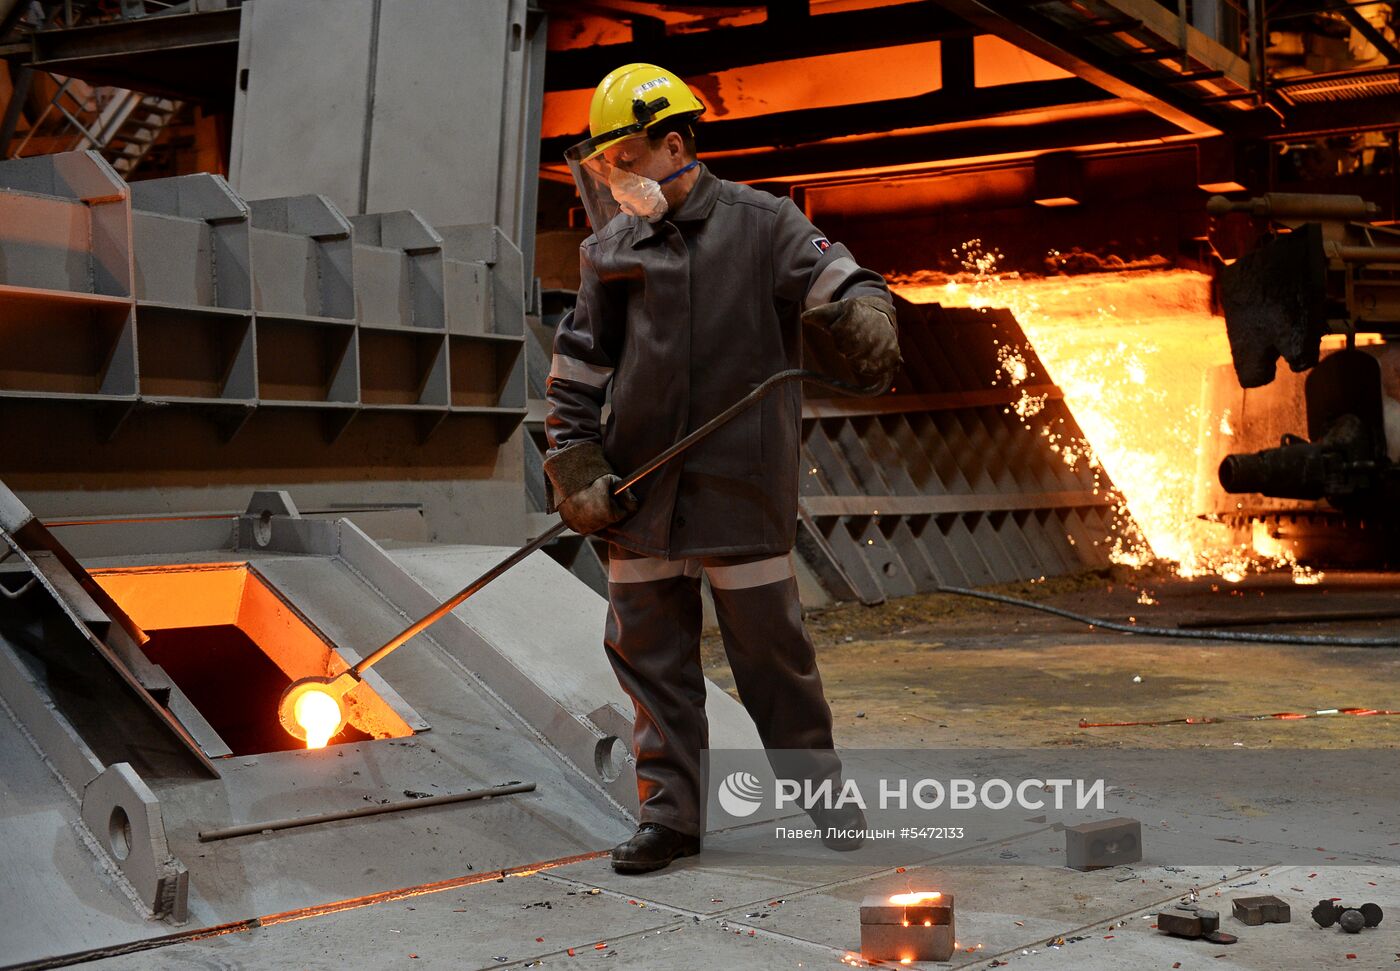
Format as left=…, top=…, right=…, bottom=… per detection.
left=801, top=294, right=902, bottom=387
left=542, top=441, right=639, bottom=535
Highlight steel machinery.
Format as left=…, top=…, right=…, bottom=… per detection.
left=1200, top=193, right=1400, bottom=565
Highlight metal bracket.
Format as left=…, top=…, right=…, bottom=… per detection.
left=80, top=762, right=190, bottom=923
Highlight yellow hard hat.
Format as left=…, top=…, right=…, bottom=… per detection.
left=581, top=63, right=706, bottom=161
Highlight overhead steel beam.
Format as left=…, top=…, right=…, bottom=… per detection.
left=703, top=106, right=1179, bottom=182
left=1243, top=91, right=1400, bottom=138
left=697, top=77, right=1113, bottom=152
left=26, top=7, right=240, bottom=104
left=29, top=7, right=239, bottom=62
left=544, top=76, right=1114, bottom=161
left=935, top=0, right=1224, bottom=135
left=1323, top=0, right=1400, bottom=64
left=544, top=1, right=975, bottom=91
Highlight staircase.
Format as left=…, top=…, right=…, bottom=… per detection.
left=84, top=90, right=184, bottom=178
left=11, top=77, right=182, bottom=178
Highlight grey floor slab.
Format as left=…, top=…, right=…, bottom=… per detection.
left=84, top=870, right=675, bottom=970
left=538, top=852, right=820, bottom=916
left=63, top=846, right=1400, bottom=971
left=0, top=712, right=165, bottom=966
left=711, top=861, right=1208, bottom=966
left=969, top=864, right=1400, bottom=970
left=487, top=921, right=856, bottom=971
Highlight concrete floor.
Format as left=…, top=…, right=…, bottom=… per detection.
left=21, top=567, right=1400, bottom=969
left=78, top=851, right=1399, bottom=970
left=750, top=567, right=1400, bottom=751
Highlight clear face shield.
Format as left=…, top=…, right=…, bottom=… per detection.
left=565, top=132, right=699, bottom=232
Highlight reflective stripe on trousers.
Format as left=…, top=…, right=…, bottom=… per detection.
left=602, top=545, right=842, bottom=836
left=608, top=551, right=793, bottom=589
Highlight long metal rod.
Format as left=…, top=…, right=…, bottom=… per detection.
left=197, top=781, right=536, bottom=842
left=8, top=848, right=610, bottom=971
left=350, top=368, right=884, bottom=678
left=349, top=520, right=570, bottom=677
left=1081, top=707, right=1400, bottom=729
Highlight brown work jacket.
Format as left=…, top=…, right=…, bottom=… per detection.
left=544, top=164, right=890, bottom=558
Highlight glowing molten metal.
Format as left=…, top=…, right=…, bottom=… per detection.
left=892, top=243, right=1325, bottom=585
left=294, top=688, right=342, bottom=749
left=889, top=891, right=941, bottom=906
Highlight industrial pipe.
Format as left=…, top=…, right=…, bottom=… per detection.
left=930, top=585, right=1400, bottom=647
left=1218, top=413, right=1391, bottom=513
left=1218, top=437, right=1332, bottom=500
left=1206, top=193, right=1381, bottom=221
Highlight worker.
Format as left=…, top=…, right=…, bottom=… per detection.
left=544, top=64, right=901, bottom=874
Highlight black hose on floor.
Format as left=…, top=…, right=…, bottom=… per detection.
left=931, top=584, right=1400, bottom=647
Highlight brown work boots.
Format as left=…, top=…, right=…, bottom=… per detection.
left=611, top=821, right=702, bottom=873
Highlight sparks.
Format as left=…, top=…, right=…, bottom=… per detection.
left=1292, top=563, right=1325, bottom=585
left=891, top=246, right=1327, bottom=584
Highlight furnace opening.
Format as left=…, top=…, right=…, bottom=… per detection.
left=143, top=624, right=373, bottom=753
left=92, top=563, right=414, bottom=756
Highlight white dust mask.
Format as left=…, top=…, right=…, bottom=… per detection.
left=608, top=161, right=700, bottom=223
left=609, top=168, right=668, bottom=222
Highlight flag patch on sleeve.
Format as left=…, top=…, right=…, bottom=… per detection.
left=811, top=237, right=832, bottom=254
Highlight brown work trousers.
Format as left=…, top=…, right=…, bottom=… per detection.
left=604, top=544, right=843, bottom=836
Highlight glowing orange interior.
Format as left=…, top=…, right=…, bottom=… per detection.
left=92, top=563, right=412, bottom=755
left=889, top=891, right=942, bottom=906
